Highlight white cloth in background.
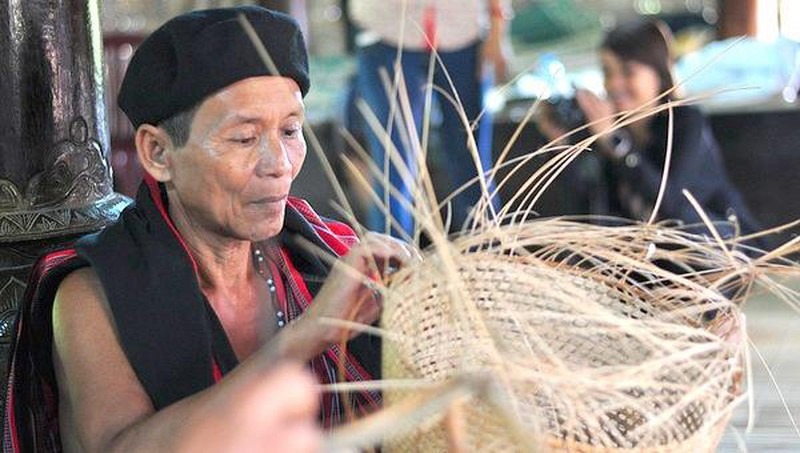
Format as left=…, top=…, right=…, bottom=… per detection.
left=676, top=37, right=799, bottom=107
left=348, top=0, right=488, bottom=50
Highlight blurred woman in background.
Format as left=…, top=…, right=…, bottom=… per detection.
left=540, top=19, right=763, bottom=247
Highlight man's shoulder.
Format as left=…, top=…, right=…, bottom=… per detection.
left=52, top=266, right=115, bottom=356
left=42, top=256, right=110, bottom=351
left=54, top=267, right=104, bottom=309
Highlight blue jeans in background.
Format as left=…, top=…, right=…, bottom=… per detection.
left=355, top=40, right=495, bottom=238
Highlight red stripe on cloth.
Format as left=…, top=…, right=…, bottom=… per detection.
left=5, top=248, right=80, bottom=452
left=5, top=248, right=80, bottom=451
left=6, top=360, right=19, bottom=453
left=287, top=197, right=355, bottom=256
left=324, top=346, right=381, bottom=408
left=37, top=249, right=78, bottom=276
left=278, top=246, right=381, bottom=410
left=212, top=360, right=223, bottom=383
left=423, top=5, right=438, bottom=52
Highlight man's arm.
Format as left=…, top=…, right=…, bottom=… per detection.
left=52, top=267, right=320, bottom=453
left=53, top=233, right=416, bottom=452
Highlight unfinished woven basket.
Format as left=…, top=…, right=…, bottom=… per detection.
left=382, top=221, right=745, bottom=452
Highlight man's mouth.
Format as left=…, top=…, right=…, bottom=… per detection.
left=251, top=194, right=288, bottom=205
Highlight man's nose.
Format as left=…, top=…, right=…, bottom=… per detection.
left=255, top=134, right=291, bottom=177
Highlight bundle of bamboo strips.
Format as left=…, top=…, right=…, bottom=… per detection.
left=381, top=219, right=751, bottom=452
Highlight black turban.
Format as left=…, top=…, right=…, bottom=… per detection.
left=118, top=6, right=309, bottom=129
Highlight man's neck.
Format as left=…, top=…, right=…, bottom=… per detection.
left=190, top=238, right=254, bottom=293
left=166, top=199, right=254, bottom=293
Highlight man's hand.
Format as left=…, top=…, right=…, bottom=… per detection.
left=282, top=233, right=421, bottom=358
left=191, top=363, right=322, bottom=453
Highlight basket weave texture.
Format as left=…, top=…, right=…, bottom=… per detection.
left=382, top=228, right=744, bottom=452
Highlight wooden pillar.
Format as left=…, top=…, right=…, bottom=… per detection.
left=718, top=0, right=758, bottom=38
left=0, top=0, right=128, bottom=398
left=258, top=0, right=309, bottom=45
left=258, top=0, right=290, bottom=12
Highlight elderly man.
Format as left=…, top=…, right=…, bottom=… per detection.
left=4, top=6, right=414, bottom=452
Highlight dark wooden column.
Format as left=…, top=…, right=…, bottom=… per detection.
left=0, top=0, right=128, bottom=397
left=718, top=0, right=758, bottom=39
left=258, top=0, right=308, bottom=42
left=257, top=0, right=290, bottom=12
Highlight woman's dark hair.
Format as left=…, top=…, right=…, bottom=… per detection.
left=601, top=19, right=676, bottom=98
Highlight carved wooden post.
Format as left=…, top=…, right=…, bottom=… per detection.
left=0, top=0, right=128, bottom=393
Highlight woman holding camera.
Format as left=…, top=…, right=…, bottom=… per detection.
left=539, top=19, right=762, bottom=245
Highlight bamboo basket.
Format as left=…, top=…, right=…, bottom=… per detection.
left=381, top=222, right=745, bottom=452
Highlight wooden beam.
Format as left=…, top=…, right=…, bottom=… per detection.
left=718, top=0, right=758, bottom=38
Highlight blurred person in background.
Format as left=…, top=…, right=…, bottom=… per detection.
left=538, top=18, right=763, bottom=247
left=349, top=0, right=511, bottom=237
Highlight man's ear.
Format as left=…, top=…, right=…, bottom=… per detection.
left=135, top=125, right=174, bottom=182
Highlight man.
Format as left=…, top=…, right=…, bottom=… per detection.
left=4, top=6, right=415, bottom=452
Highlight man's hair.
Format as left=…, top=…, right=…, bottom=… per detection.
left=158, top=104, right=199, bottom=148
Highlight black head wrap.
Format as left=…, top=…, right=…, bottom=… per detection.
left=118, top=6, right=309, bottom=128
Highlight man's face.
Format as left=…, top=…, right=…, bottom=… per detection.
left=165, top=76, right=306, bottom=242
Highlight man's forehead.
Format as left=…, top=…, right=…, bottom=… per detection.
left=219, top=106, right=305, bottom=126
left=204, top=76, right=304, bottom=112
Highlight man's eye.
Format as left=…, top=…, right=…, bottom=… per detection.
left=283, top=127, right=301, bottom=139
left=230, top=136, right=257, bottom=145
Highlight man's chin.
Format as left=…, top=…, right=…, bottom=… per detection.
left=248, top=221, right=285, bottom=242
left=230, top=211, right=286, bottom=242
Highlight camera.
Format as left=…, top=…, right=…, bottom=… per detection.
left=545, top=95, right=586, bottom=133
left=532, top=53, right=587, bottom=135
